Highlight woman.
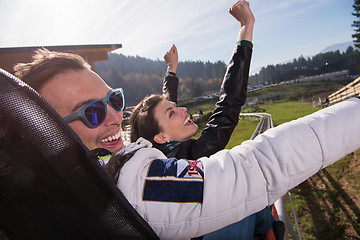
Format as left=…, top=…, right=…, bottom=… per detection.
left=130, top=11, right=253, bottom=160
left=129, top=2, right=280, bottom=239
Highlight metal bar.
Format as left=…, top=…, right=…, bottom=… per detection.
left=288, top=191, right=302, bottom=240
left=239, top=113, right=302, bottom=240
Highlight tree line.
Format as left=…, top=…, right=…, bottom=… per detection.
left=94, top=47, right=359, bottom=106
left=94, top=53, right=227, bottom=106
left=250, top=47, right=360, bottom=85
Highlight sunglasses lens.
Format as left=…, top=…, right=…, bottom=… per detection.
left=109, top=90, right=124, bottom=112
left=84, top=101, right=106, bottom=127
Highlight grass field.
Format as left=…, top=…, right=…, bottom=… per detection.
left=225, top=100, right=319, bottom=149
left=192, top=99, right=319, bottom=148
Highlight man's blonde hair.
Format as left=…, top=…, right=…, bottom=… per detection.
left=14, top=48, right=91, bottom=92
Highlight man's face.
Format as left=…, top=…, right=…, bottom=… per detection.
left=154, top=100, right=198, bottom=142
left=40, top=69, right=125, bottom=153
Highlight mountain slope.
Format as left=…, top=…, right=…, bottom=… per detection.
left=320, top=41, right=355, bottom=54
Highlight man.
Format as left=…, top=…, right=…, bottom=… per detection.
left=15, top=49, right=125, bottom=154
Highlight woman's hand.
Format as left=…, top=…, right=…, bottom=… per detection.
left=164, top=44, right=178, bottom=73
left=229, top=0, right=255, bottom=26
left=229, top=0, right=255, bottom=42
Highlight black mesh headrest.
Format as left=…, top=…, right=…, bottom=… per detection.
left=0, top=68, right=158, bottom=240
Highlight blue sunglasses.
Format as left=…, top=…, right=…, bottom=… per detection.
left=63, top=88, right=125, bottom=128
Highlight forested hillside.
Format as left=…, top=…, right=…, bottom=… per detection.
left=94, top=46, right=359, bottom=106
left=251, top=47, right=360, bottom=85
left=95, top=53, right=226, bottom=105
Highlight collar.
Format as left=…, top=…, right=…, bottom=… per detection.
left=114, top=137, right=153, bottom=156
left=91, top=148, right=112, bottom=166
left=91, top=137, right=153, bottom=165
left=159, top=141, right=182, bottom=155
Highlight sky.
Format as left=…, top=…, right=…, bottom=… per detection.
left=0, top=0, right=355, bottom=74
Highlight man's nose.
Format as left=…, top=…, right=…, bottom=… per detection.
left=104, top=104, right=123, bottom=126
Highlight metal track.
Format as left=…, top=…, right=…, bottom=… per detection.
left=239, top=113, right=302, bottom=240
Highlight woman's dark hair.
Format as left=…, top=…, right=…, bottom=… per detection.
left=130, top=94, right=165, bottom=148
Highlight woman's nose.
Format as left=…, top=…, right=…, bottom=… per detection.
left=179, top=107, right=187, bottom=113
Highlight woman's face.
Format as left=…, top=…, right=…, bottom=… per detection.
left=153, top=100, right=198, bottom=143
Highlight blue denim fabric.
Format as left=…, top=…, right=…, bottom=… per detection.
left=202, top=207, right=274, bottom=240
left=254, top=206, right=275, bottom=236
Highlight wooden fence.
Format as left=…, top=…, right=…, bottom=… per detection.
left=328, top=77, right=360, bottom=105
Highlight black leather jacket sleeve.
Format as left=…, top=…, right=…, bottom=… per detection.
left=165, top=45, right=252, bottom=160
left=162, top=74, right=179, bottom=104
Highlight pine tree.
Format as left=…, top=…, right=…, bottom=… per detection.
left=352, top=0, right=360, bottom=49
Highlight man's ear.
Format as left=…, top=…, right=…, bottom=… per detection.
left=153, top=132, right=169, bottom=144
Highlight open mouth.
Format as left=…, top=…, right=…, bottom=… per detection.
left=100, top=129, right=122, bottom=143
left=183, top=115, right=193, bottom=126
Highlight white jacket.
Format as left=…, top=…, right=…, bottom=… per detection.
left=116, top=97, right=360, bottom=240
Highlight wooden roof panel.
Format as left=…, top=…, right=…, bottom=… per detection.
left=0, top=44, right=122, bottom=73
